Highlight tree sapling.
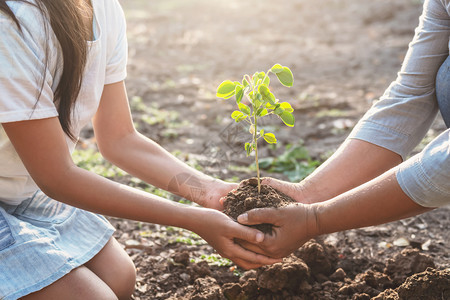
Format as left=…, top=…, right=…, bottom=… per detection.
left=216, top=64, right=295, bottom=193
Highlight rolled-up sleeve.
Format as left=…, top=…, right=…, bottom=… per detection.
left=348, top=0, right=450, bottom=207
left=396, top=130, right=450, bottom=207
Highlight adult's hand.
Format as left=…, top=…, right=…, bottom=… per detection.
left=261, top=177, right=310, bottom=203
left=236, top=203, right=318, bottom=258
left=192, top=208, right=282, bottom=269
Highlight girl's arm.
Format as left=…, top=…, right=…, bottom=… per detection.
left=92, top=81, right=234, bottom=210
left=2, top=108, right=278, bottom=270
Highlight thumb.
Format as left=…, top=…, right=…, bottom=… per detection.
left=261, top=177, right=290, bottom=192
left=237, top=207, right=281, bottom=226
left=262, top=177, right=303, bottom=203
left=230, top=222, right=265, bottom=243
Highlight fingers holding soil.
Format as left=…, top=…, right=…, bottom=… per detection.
left=237, top=208, right=281, bottom=226
left=261, top=177, right=303, bottom=201
left=222, top=178, right=296, bottom=234
left=226, top=243, right=282, bottom=269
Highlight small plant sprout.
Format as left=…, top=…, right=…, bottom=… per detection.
left=216, top=64, right=295, bottom=193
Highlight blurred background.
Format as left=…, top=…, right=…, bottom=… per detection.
left=109, top=0, right=434, bottom=183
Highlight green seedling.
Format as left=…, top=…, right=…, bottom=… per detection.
left=216, top=64, right=295, bottom=193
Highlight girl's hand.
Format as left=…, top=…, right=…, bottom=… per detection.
left=167, top=174, right=236, bottom=210
left=200, top=180, right=238, bottom=210
left=192, top=208, right=282, bottom=269
left=236, top=203, right=319, bottom=258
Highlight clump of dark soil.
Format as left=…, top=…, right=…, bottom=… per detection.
left=222, top=178, right=296, bottom=234
left=185, top=240, right=449, bottom=300
left=384, top=248, right=435, bottom=286
left=374, top=268, right=450, bottom=300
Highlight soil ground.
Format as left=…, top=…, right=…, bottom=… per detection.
left=79, top=0, right=449, bottom=298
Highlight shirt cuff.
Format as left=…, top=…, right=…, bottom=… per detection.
left=104, top=70, right=127, bottom=85
left=396, top=151, right=450, bottom=208
left=0, top=107, right=58, bottom=123
left=348, top=119, right=418, bottom=161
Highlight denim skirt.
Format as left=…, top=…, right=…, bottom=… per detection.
left=0, top=190, right=115, bottom=300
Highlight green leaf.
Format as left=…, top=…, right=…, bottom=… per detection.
left=280, top=111, right=295, bottom=127
left=259, top=85, right=269, bottom=96
left=266, top=93, right=276, bottom=105
left=263, top=133, right=277, bottom=144
left=271, top=64, right=283, bottom=74
left=275, top=67, right=294, bottom=87
left=263, top=76, right=270, bottom=86
left=216, top=80, right=236, bottom=99
left=252, top=72, right=265, bottom=87
left=231, top=110, right=245, bottom=122
left=259, top=85, right=276, bottom=105
left=280, top=102, right=294, bottom=113
left=238, top=102, right=251, bottom=115
left=256, top=107, right=268, bottom=117
left=253, top=98, right=262, bottom=109
left=260, top=129, right=265, bottom=136
left=237, top=115, right=247, bottom=122
left=242, top=77, right=249, bottom=87
left=235, top=85, right=244, bottom=104
left=252, top=72, right=260, bottom=86
left=245, top=143, right=252, bottom=156
left=266, top=102, right=277, bottom=109
left=274, top=107, right=284, bottom=115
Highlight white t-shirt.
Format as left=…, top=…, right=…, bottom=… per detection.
left=0, top=0, right=128, bottom=205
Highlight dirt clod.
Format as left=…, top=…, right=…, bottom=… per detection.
left=374, top=268, right=450, bottom=300
left=223, top=178, right=296, bottom=234
left=173, top=251, right=190, bottom=266
left=188, top=276, right=223, bottom=300
left=384, top=248, right=435, bottom=285
left=330, top=268, right=347, bottom=282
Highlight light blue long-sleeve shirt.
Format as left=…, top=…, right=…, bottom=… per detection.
left=348, top=0, right=450, bottom=207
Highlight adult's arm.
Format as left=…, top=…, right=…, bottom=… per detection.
left=238, top=168, right=431, bottom=258
left=265, top=0, right=450, bottom=206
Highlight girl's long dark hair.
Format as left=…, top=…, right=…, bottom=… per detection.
left=0, top=0, right=90, bottom=141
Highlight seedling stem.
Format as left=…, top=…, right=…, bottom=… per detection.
left=216, top=64, right=295, bottom=193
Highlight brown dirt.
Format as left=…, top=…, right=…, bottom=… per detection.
left=374, top=268, right=450, bottom=300
left=78, top=0, right=449, bottom=298
left=222, top=178, right=296, bottom=234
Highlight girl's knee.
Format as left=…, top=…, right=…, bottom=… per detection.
left=84, top=238, right=136, bottom=298
left=115, top=257, right=136, bottom=300
left=21, top=266, right=118, bottom=300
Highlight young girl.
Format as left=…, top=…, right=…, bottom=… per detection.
left=0, top=0, right=278, bottom=299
